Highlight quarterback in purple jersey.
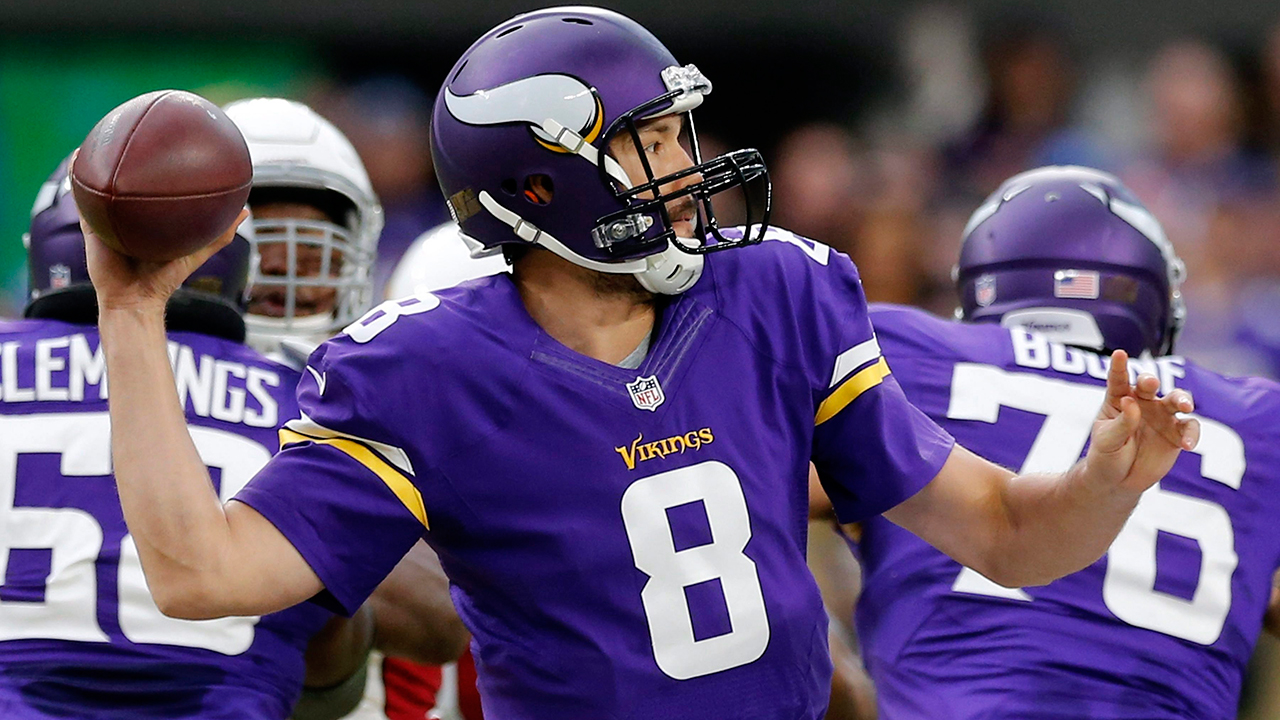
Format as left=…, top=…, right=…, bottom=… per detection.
left=0, top=160, right=333, bottom=719
left=90, top=9, right=1197, bottom=720
left=824, top=166, right=1280, bottom=719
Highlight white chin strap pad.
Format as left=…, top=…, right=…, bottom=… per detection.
left=636, top=241, right=704, bottom=295
left=477, top=179, right=703, bottom=295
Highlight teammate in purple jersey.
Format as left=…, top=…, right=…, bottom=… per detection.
left=0, top=160, right=334, bottom=719
left=823, top=166, right=1280, bottom=719
left=89, top=9, right=1197, bottom=720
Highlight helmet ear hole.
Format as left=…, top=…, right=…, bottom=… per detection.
left=500, top=178, right=518, bottom=196
left=523, top=175, right=554, bottom=205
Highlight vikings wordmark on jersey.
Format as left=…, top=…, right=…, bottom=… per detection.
left=853, top=304, right=1280, bottom=720
left=0, top=319, right=329, bottom=719
left=235, top=228, right=955, bottom=720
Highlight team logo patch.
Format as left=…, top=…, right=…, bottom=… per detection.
left=49, top=264, right=71, bottom=289
left=1054, top=269, right=1101, bottom=300
left=975, top=274, right=997, bottom=307
left=626, top=375, right=665, bottom=412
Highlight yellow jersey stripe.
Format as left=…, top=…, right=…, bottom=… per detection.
left=279, top=428, right=429, bottom=529
left=815, top=357, right=891, bottom=426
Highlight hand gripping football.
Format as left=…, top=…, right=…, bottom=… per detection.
left=71, top=89, right=252, bottom=262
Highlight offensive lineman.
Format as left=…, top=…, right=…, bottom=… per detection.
left=91, top=9, right=1196, bottom=720
left=0, top=160, right=338, bottom=718
left=820, top=166, right=1280, bottom=719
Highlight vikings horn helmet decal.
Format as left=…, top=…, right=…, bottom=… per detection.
left=430, top=7, right=771, bottom=295
left=444, top=74, right=605, bottom=154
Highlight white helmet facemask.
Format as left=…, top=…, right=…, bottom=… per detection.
left=225, top=97, right=384, bottom=358
left=244, top=215, right=376, bottom=351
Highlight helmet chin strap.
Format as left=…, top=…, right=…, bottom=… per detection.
left=476, top=191, right=703, bottom=294
left=635, top=240, right=704, bottom=295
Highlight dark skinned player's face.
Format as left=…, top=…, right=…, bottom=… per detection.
left=248, top=202, right=343, bottom=318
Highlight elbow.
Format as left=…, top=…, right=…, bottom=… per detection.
left=415, top=617, right=471, bottom=665
left=973, top=542, right=1095, bottom=590
left=151, top=582, right=229, bottom=621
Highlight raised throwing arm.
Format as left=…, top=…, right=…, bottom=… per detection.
left=884, top=350, right=1199, bottom=588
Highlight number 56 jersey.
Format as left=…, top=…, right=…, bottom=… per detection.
left=854, top=304, right=1280, bottom=720
left=0, top=319, right=331, bottom=719
left=235, top=230, right=955, bottom=720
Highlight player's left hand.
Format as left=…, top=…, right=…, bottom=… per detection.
left=1084, top=349, right=1199, bottom=497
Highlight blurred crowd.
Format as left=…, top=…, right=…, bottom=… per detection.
left=284, top=6, right=1280, bottom=381
left=7, top=6, right=1277, bottom=383
left=759, top=7, right=1280, bottom=379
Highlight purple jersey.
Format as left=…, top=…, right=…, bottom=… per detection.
left=855, top=304, right=1280, bottom=720
left=0, top=319, right=330, bottom=719
left=236, top=228, right=954, bottom=720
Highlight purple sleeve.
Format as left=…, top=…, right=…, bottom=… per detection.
left=806, top=251, right=956, bottom=522
left=232, top=338, right=426, bottom=616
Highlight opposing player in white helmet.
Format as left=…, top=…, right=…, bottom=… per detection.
left=384, top=222, right=507, bottom=299
left=224, top=97, right=384, bottom=362
left=224, top=99, right=467, bottom=720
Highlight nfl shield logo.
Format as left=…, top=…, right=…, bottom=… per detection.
left=975, top=274, right=997, bottom=307
left=626, top=375, right=665, bottom=412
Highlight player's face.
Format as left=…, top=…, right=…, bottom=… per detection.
left=608, top=114, right=700, bottom=239
left=247, top=202, right=342, bottom=318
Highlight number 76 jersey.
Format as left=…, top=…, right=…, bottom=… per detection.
left=854, top=304, right=1280, bottom=720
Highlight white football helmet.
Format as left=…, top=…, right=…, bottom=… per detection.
left=386, top=222, right=508, bottom=299
left=224, top=97, right=384, bottom=356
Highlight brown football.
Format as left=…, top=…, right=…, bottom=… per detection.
left=70, top=89, right=252, bottom=262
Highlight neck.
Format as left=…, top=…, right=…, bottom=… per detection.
left=513, top=248, right=657, bottom=365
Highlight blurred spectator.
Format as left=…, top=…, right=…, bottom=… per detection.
left=1123, top=40, right=1279, bottom=376
left=769, top=122, right=938, bottom=305
left=315, top=77, right=450, bottom=298
left=771, top=123, right=867, bottom=253
left=940, top=17, right=1104, bottom=202
left=898, top=4, right=986, bottom=146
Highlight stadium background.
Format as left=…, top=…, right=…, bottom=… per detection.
left=1, top=0, right=1278, bottom=716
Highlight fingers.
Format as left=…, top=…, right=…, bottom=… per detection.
left=1133, top=373, right=1160, bottom=401
left=1178, top=416, right=1201, bottom=451
left=1093, top=395, right=1141, bottom=454
left=1105, top=349, right=1131, bottom=408
left=1162, top=388, right=1195, bottom=415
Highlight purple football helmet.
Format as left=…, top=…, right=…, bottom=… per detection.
left=956, top=166, right=1186, bottom=356
left=432, top=6, right=770, bottom=286
left=24, top=156, right=252, bottom=342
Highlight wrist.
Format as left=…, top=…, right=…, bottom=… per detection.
left=1072, top=456, right=1143, bottom=505
left=97, top=303, right=168, bottom=345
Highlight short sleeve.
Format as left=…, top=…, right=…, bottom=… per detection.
left=807, top=252, right=955, bottom=522
left=232, top=337, right=426, bottom=616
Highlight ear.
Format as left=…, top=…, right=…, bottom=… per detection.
left=524, top=175, right=554, bottom=205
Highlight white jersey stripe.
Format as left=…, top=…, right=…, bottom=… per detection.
left=283, top=411, right=416, bottom=477
left=830, top=336, right=882, bottom=388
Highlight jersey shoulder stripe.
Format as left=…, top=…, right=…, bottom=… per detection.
left=815, top=357, right=891, bottom=426
left=281, top=413, right=427, bottom=528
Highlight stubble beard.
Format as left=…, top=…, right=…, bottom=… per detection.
left=590, top=270, right=656, bottom=306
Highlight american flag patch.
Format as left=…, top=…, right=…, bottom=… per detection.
left=1054, top=270, right=1100, bottom=300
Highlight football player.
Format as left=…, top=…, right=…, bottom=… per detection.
left=223, top=97, right=384, bottom=364
left=222, top=98, right=469, bottom=718
left=817, top=166, right=1280, bottom=719
left=90, top=9, right=1196, bottom=720
left=0, top=159, right=340, bottom=718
